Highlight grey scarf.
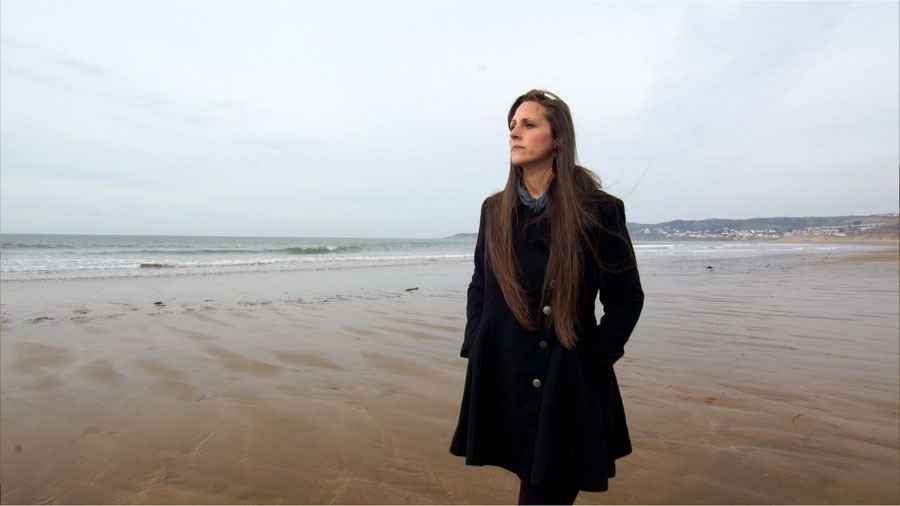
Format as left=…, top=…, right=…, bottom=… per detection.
left=517, top=178, right=548, bottom=213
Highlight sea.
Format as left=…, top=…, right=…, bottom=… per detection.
left=0, top=233, right=871, bottom=282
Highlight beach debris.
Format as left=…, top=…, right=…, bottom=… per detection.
left=405, top=287, right=419, bottom=292
left=25, top=316, right=53, bottom=324
left=153, top=301, right=166, bottom=307
left=706, top=266, right=714, bottom=270
left=15, top=444, right=22, bottom=453
left=238, top=300, right=272, bottom=306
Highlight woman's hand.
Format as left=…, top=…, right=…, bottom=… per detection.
left=579, top=198, right=644, bottom=371
left=461, top=199, right=489, bottom=358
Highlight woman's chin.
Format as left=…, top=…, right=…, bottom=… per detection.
left=511, top=155, right=536, bottom=167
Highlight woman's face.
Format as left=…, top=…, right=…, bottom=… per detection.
left=509, top=101, right=556, bottom=170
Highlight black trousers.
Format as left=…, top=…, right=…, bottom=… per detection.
left=518, top=479, right=579, bottom=505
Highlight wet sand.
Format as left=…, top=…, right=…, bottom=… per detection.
left=1, top=245, right=898, bottom=504
left=773, top=235, right=898, bottom=245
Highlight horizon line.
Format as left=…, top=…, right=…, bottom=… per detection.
left=2, top=210, right=898, bottom=240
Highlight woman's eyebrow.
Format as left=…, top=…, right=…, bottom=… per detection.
left=510, top=117, right=538, bottom=124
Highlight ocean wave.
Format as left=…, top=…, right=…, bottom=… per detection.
left=633, top=243, right=676, bottom=249
left=137, top=259, right=282, bottom=269
left=2, top=253, right=472, bottom=273
left=99, top=248, right=263, bottom=255
left=3, top=253, right=472, bottom=281
left=74, top=245, right=368, bottom=256
left=0, top=242, right=75, bottom=249
left=283, top=245, right=362, bottom=255
left=135, top=253, right=467, bottom=269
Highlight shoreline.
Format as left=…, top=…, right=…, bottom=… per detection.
left=3, top=240, right=895, bottom=285
left=771, top=235, right=898, bottom=245
left=628, top=236, right=898, bottom=245
left=843, top=248, right=900, bottom=262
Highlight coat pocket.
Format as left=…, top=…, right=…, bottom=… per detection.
left=575, top=351, right=612, bottom=403
left=460, top=307, right=491, bottom=359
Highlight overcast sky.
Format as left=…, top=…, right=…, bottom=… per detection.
left=1, top=0, right=897, bottom=238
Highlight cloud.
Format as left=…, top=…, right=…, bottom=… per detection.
left=1, top=1, right=896, bottom=235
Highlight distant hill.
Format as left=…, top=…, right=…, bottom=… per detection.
left=449, top=214, right=900, bottom=241
left=627, top=214, right=899, bottom=241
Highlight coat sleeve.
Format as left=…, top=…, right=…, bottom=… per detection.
left=460, top=199, right=488, bottom=358
left=579, top=197, right=644, bottom=371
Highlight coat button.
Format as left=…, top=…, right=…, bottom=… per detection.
left=542, top=305, right=551, bottom=315
left=533, top=378, right=542, bottom=388
left=539, top=340, right=548, bottom=349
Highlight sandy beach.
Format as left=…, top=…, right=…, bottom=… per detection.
left=1, top=245, right=898, bottom=504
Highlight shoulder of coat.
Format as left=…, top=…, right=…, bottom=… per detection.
left=484, top=192, right=502, bottom=206
left=584, top=189, right=623, bottom=222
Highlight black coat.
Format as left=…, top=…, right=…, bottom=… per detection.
left=449, top=190, right=644, bottom=492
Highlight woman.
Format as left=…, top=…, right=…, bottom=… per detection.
left=449, top=90, right=644, bottom=505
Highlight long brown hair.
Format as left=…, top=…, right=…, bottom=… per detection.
left=485, top=89, right=626, bottom=350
